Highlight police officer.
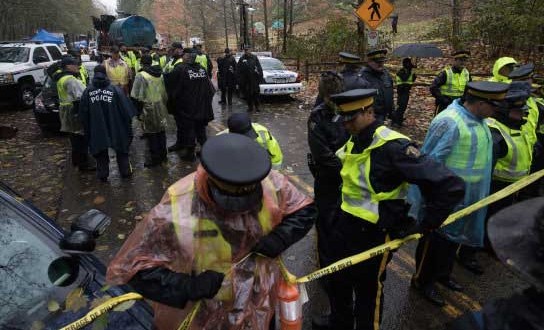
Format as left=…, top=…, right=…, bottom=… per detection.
left=509, top=64, right=544, bottom=197
left=314, top=52, right=369, bottom=106
left=327, top=89, right=465, bottom=330
left=430, top=50, right=472, bottom=115
left=56, top=56, right=94, bottom=171
left=447, top=197, right=544, bottom=330
left=411, top=82, right=510, bottom=305
left=308, top=71, right=348, bottom=270
left=486, top=81, right=532, bottom=216
left=237, top=45, right=264, bottom=112
left=489, top=56, right=517, bottom=83
left=163, top=42, right=184, bottom=74
left=194, top=43, right=213, bottom=78
left=119, top=42, right=138, bottom=76
left=217, top=48, right=237, bottom=105
left=359, top=49, right=394, bottom=123
left=391, top=57, right=416, bottom=128
left=106, top=134, right=316, bottom=330
left=220, top=113, right=283, bottom=170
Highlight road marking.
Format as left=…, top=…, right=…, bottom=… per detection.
left=287, top=174, right=314, bottom=195
left=441, top=304, right=463, bottom=318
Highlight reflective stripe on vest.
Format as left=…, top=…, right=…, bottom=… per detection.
left=395, top=72, right=414, bottom=86
left=167, top=178, right=275, bottom=300
left=195, top=54, right=208, bottom=70
left=336, top=126, right=409, bottom=223
left=440, top=67, right=469, bottom=97
left=252, top=123, right=283, bottom=170
left=442, top=109, right=490, bottom=182
left=486, top=118, right=532, bottom=182
left=522, top=97, right=539, bottom=149
left=57, top=75, right=77, bottom=106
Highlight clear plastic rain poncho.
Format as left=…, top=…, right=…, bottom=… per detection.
left=106, top=166, right=312, bottom=330
left=408, top=99, right=493, bottom=247
left=130, top=71, right=169, bottom=134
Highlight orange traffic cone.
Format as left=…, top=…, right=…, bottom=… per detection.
left=277, top=276, right=302, bottom=330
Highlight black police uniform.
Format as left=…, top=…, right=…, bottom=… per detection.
left=217, top=50, right=237, bottom=105
left=359, top=50, right=394, bottom=123
left=237, top=51, right=263, bottom=112
left=391, top=59, right=416, bottom=127
left=307, top=102, right=350, bottom=267
left=327, top=89, right=465, bottom=330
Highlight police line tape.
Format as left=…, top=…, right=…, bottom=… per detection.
left=294, top=168, right=544, bottom=284
left=60, top=169, right=544, bottom=328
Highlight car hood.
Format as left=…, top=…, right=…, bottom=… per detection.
left=0, top=61, right=38, bottom=74
left=262, top=69, right=297, bottom=78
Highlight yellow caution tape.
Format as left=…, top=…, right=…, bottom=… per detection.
left=295, top=168, right=544, bottom=283
left=59, top=292, right=143, bottom=330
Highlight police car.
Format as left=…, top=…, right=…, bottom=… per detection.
left=236, top=52, right=303, bottom=96
left=0, top=41, right=63, bottom=108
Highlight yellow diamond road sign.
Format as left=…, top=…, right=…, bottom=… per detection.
left=356, top=0, right=395, bottom=30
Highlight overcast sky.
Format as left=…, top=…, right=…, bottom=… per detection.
left=96, top=0, right=117, bottom=14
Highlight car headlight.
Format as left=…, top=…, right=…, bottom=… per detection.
left=0, top=73, right=14, bottom=84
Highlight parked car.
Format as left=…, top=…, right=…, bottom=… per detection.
left=234, top=54, right=303, bottom=96
left=0, top=181, right=154, bottom=329
left=33, top=61, right=99, bottom=133
left=0, top=41, right=63, bottom=108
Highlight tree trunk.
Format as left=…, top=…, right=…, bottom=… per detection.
left=230, top=0, right=239, bottom=48
left=263, top=0, right=270, bottom=50
left=223, top=0, right=229, bottom=48
left=282, top=0, right=287, bottom=53
left=451, top=0, right=461, bottom=49
left=198, top=1, right=208, bottom=43
left=288, top=0, right=293, bottom=35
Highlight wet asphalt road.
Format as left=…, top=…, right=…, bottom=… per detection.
left=0, top=90, right=527, bottom=330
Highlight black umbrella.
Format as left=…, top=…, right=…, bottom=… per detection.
left=392, top=43, right=443, bottom=58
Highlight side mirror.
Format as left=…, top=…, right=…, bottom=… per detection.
left=60, top=209, right=111, bottom=253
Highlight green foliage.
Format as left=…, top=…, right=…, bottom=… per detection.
left=467, top=0, right=544, bottom=55
left=284, top=17, right=359, bottom=61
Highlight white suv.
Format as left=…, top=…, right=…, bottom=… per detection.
left=0, top=42, right=63, bottom=108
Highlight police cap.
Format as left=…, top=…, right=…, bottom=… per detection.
left=60, top=56, right=78, bottom=68
left=487, top=197, right=544, bottom=290
left=201, top=134, right=271, bottom=186
left=227, top=113, right=258, bottom=139
left=338, top=52, right=361, bottom=64
left=465, top=81, right=509, bottom=106
left=452, top=49, right=470, bottom=58
left=509, top=63, right=535, bottom=80
left=366, top=49, right=387, bottom=62
left=330, top=89, right=378, bottom=122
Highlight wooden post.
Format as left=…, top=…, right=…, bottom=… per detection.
left=304, top=60, right=309, bottom=81
left=296, top=56, right=300, bottom=71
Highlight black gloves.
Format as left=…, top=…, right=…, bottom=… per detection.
left=252, top=232, right=286, bottom=258
left=129, top=267, right=224, bottom=309
left=188, top=270, right=225, bottom=300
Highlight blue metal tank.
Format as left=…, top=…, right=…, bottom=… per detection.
left=108, top=15, right=156, bottom=47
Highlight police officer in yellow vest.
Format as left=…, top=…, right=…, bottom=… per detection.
left=194, top=43, right=213, bottom=78
left=391, top=57, right=416, bottom=127
left=410, top=81, right=509, bottom=306
left=106, top=134, right=316, bottom=330
left=220, top=113, right=283, bottom=170
left=327, top=89, right=465, bottom=330
left=489, top=57, right=517, bottom=83
left=508, top=64, right=544, bottom=197
left=163, top=42, right=184, bottom=74
left=430, top=50, right=472, bottom=115
left=56, top=56, right=94, bottom=171
left=119, top=43, right=138, bottom=75
left=104, top=45, right=131, bottom=95
left=486, top=81, right=532, bottom=217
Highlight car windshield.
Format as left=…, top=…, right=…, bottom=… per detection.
left=260, top=58, right=286, bottom=70
left=0, top=47, right=30, bottom=63
left=0, top=193, right=150, bottom=329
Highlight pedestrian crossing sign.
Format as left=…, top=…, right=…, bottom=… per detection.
left=355, top=0, right=394, bottom=30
